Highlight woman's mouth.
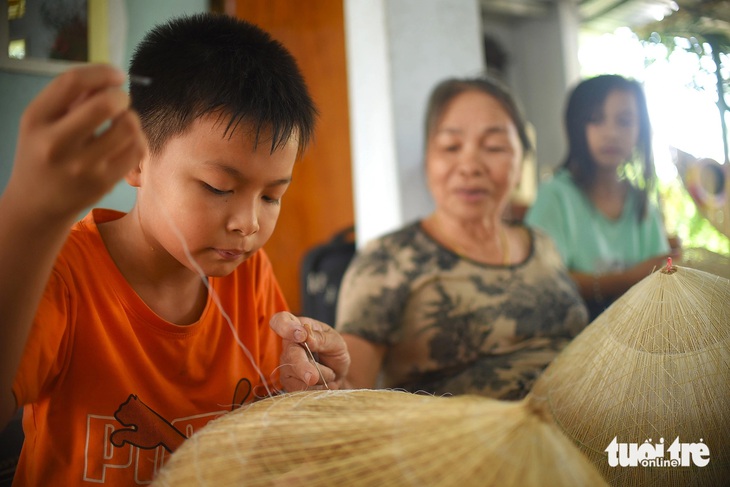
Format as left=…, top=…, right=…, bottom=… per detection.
left=455, top=187, right=489, bottom=202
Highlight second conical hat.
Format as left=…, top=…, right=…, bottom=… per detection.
left=531, top=264, right=730, bottom=486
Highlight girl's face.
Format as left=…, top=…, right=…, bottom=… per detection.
left=586, top=89, right=640, bottom=171
left=426, top=90, right=523, bottom=223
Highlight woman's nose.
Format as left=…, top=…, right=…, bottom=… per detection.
left=458, top=145, right=485, bottom=175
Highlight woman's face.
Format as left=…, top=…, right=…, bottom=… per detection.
left=585, top=89, right=640, bottom=170
left=426, top=89, right=523, bottom=223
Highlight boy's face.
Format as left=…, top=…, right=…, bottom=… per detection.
left=131, top=113, right=297, bottom=277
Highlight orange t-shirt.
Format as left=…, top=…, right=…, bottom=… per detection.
left=12, top=209, right=286, bottom=486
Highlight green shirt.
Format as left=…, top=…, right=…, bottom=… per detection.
left=525, top=170, right=669, bottom=275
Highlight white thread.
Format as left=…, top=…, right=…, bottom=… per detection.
left=156, top=199, right=275, bottom=398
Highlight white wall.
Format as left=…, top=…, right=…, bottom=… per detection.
left=345, top=0, right=485, bottom=248
left=482, top=0, right=581, bottom=180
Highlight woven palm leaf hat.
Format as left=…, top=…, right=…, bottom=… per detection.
left=151, top=389, right=608, bottom=486
left=677, top=247, right=730, bottom=279
left=529, top=263, right=730, bottom=486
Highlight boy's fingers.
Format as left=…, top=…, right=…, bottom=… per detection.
left=86, top=113, right=147, bottom=184
left=271, top=313, right=350, bottom=384
left=287, top=315, right=350, bottom=381
left=78, top=107, right=145, bottom=163
left=279, top=344, right=320, bottom=388
left=298, top=317, right=348, bottom=356
left=271, top=312, right=348, bottom=389
left=28, top=64, right=126, bottom=124
left=280, top=357, right=337, bottom=390
left=52, top=88, right=133, bottom=151
left=269, top=311, right=308, bottom=342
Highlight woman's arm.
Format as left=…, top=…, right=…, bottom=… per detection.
left=342, top=334, right=386, bottom=389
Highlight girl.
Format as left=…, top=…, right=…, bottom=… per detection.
left=526, top=74, right=676, bottom=320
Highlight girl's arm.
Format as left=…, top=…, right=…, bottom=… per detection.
left=570, top=252, right=677, bottom=302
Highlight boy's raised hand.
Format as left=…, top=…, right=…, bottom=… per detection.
left=270, top=312, right=351, bottom=391
left=0, top=64, right=146, bottom=427
left=6, top=64, right=146, bottom=222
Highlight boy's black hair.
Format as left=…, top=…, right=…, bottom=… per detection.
left=129, top=13, right=317, bottom=157
left=561, top=74, right=654, bottom=220
left=424, top=76, right=532, bottom=158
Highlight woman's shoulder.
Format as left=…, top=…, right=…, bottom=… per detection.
left=518, top=225, right=554, bottom=254
left=524, top=224, right=547, bottom=242
left=359, top=221, right=430, bottom=254
left=342, top=221, right=436, bottom=294
left=518, top=225, right=564, bottom=264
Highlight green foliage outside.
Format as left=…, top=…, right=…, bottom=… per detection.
left=621, top=159, right=729, bottom=255
left=635, top=1, right=729, bottom=255
left=658, top=176, right=729, bottom=255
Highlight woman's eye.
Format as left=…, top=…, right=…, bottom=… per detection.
left=203, top=183, right=230, bottom=195
left=262, top=195, right=281, bottom=205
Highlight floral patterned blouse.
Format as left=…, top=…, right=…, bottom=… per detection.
left=336, top=221, right=588, bottom=400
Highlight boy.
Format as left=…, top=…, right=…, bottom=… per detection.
left=0, top=13, right=350, bottom=486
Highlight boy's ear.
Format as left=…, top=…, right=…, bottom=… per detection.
left=125, top=150, right=149, bottom=188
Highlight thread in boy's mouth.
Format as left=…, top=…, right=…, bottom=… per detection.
left=153, top=193, right=276, bottom=398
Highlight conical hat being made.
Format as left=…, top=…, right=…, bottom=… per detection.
left=676, top=247, right=730, bottom=280
left=531, top=265, right=730, bottom=486
left=151, top=389, right=608, bottom=486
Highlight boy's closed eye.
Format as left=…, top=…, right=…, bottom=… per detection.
left=202, top=182, right=232, bottom=196
left=202, top=183, right=282, bottom=205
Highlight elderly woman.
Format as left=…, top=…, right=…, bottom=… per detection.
left=335, top=77, right=588, bottom=400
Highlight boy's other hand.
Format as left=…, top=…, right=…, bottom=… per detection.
left=7, top=64, right=146, bottom=223
left=271, top=312, right=351, bottom=391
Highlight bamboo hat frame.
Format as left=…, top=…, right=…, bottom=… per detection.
left=530, top=264, right=730, bottom=486
left=152, top=389, right=608, bottom=486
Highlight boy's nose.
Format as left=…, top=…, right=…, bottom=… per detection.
left=228, top=207, right=259, bottom=236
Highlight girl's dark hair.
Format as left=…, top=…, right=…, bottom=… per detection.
left=424, top=76, right=532, bottom=157
left=129, top=13, right=317, bottom=158
left=561, top=74, right=654, bottom=219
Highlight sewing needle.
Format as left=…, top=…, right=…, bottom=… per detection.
left=302, top=340, right=329, bottom=390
